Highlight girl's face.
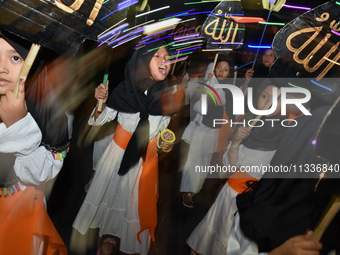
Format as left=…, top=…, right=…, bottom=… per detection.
left=149, top=47, right=170, bottom=82
left=214, top=61, right=230, bottom=80
left=0, top=38, right=24, bottom=95
left=257, top=85, right=281, bottom=116
left=262, top=49, right=275, bottom=68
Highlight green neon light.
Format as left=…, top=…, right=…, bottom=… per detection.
left=288, top=82, right=305, bottom=89
left=168, top=51, right=193, bottom=59
left=258, top=21, right=285, bottom=26
left=159, top=13, right=189, bottom=21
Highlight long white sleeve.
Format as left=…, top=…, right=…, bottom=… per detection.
left=0, top=113, right=64, bottom=186
left=88, top=105, right=117, bottom=126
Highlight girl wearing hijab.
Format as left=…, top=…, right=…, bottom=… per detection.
left=187, top=81, right=284, bottom=255
left=180, top=59, right=231, bottom=208
left=72, top=42, right=173, bottom=255
left=0, top=30, right=68, bottom=254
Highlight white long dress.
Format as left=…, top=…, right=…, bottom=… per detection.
left=73, top=106, right=170, bottom=255
left=180, top=75, right=227, bottom=193
left=187, top=144, right=275, bottom=255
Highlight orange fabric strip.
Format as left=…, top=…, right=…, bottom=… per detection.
left=113, top=124, right=133, bottom=150
left=137, top=136, right=159, bottom=243
left=0, top=186, right=66, bottom=254
left=227, top=171, right=259, bottom=194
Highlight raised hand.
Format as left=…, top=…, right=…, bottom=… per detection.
left=0, top=79, right=27, bottom=127
left=269, top=231, right=322, bottom=255
left=95, top=82, right=109, bottom=103
left=233, top=126, right=251, bottom=142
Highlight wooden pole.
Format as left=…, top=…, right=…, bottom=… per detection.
left=211, top=53, right=219, bottom=74
left=311, top=195, right=340, bottom=241
left=14, top=44, right=40, bottom=96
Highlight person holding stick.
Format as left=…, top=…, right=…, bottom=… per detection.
left=180, top=58, right=231, bottom=208
left=187, top=80, right=284, bottom=255
left=0, top=30, right=68, bottom=254
left=72, top=41, right=174, bottom=255
left=244, top=48, right=276, bottom=84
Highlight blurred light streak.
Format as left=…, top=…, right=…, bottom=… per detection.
left=112, top=34, right=142, bottom=49
left=123, top=20, right=154, bottom=33
left=331, top=30, right=340, bottom=37
left=163, top=56, right=189, bottom=66
left=171, top=43, right=191, bottom=49
left=171, top=43, right=202, bottom=50
left=98, top=18, right=127, bottom=37
left=147, top=42, right=176, bottom=52
left=184, top=0, right=219, bottom=4
left=168, top=51, right=193, bottom=59
left=159, top=13, right=189, bottom=21
left=101, top=0, right=138, bottom=20
left=118, top=0, right=138, bottom=11
left=231, top=16, right=266, bottom=23
left=98, top=23, right=129, bottom=41
left=140, top=35, right=174, bottom=48
left=258, top=21, right=285, bottom=26
left=142, top=28, right=174, bottom=40
left=311, top=80, right=333, bottom=92
left=172, top=40, right=204, bottom=47
left=248, top=45, right=271, bottom=48
left=173, top=36, right=204, bottom=44
left=165, top=9, right=195, bottom=18
left=173, top=46, right=202, bottom=54
left=143, top=18, right=181, bottom=35
left=336, top=1, right=340, bottom=5
left=135, top=6, right=170, bottom=18
left=174, top=33, right=200, bottom=40
left=97, top=32, right=120, bottom=47
left=178, top=18, right=197, bottom=24
left=202, top=49, right=232, bottom=52
left=108, top=27, right=143, bottom=45
left=282, top=4, right=311, bottom=10
left=169, top=27, right=196, bottom=36
left=288, top=82, right=305, bottom=89
left=234, top=61, right=254, bottom=71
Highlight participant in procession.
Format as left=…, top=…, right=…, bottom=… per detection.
left=72, top=41, right=174, bottom=255
left=180, top=59, right=231, bottom=208
left=187, top=80, right=284, bottom=254
left=0, top=30, right=68, bottom=254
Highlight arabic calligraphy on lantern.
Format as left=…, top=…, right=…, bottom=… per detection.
left=204, top=8, right=239, bottom=43
left=286, top=12, right=340, bottom=81
left=43, top=0, right=104, bottom=26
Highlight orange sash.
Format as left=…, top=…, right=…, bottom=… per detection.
left=0, top=185, right=67, bottom=254
left=227, top=171, right=259, bottom=194
left=113, top=124, right=159, bottom=243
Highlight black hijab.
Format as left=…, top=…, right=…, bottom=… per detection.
left=106, top=41, right=170, bottom=175
left=236, top=80, right=284, bottom=151
left=236, top=106, right=332, bottom=252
